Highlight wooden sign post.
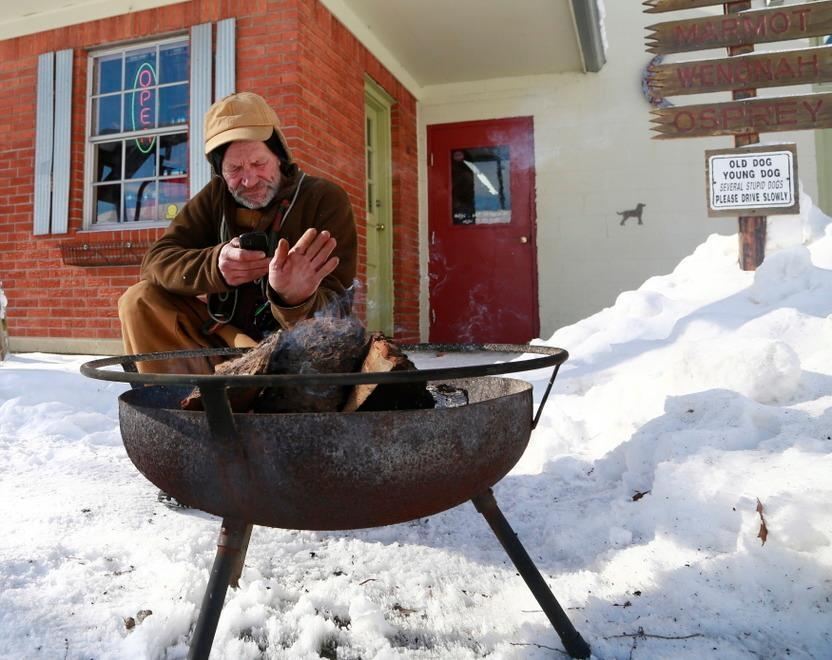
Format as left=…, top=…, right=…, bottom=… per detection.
left=644, top=0, right=832, bottom=270
left=728, top=0, right=765, bottom=270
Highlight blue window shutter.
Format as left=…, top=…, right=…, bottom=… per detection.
left=189, top=23, right=212, bottom=195
left=216, top=18, right=236, bottom=100
left=51, top=49, right=73, bottom=234
left=34, top=52, right=54, bottom=236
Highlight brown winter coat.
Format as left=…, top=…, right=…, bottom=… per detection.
left=140, top=166, right=357, bottom=334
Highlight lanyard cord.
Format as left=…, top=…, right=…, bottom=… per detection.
left=261, top=172, right=306, bottom=298
left=206, top=208, right=236, bottom=325
left=207, top=172, right=307, bottom=327
left=268, top=172, right=306, bottom=250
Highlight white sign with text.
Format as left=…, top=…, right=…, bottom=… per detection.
left=706, top=145, right=798, bottom=217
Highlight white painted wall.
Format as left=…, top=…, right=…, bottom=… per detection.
left=418, top=2, right=820, bottom=341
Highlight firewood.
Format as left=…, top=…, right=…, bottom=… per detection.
left=180, top=330, right=283, bottom=411
left=180, top=319, right=438, bottom=414
left=344, top=333, right=435, bottom=412
left=254, top=316, right=367, bottom=413
left=181, top=316, right=367, bottom=413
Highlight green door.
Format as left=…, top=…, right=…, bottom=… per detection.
left=364, top=80, right=394, bottom=335
left=816, top=128, right=832, bottom=216
left=814, top=39, right=832, bottom=216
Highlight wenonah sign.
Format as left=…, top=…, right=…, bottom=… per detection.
left=647, top=46, right=832, bottom=97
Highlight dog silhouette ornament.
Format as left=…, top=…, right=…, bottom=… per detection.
left=617, top=203, right=646, bottom=226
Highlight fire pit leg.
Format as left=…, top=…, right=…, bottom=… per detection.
left=472, top=489, right=591, bottom=659
left=188, top=518, right=251, bottom=660
left=229, top=523, right=252, bottom=588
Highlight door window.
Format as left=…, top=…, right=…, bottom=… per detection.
left=451, top=145, right=511, bottom=225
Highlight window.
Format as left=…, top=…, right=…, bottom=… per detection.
left=86, top=38, right=189, bottom=227
left=450, top=146, right=512, bottom=225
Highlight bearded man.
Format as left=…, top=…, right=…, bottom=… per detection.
left=118, top=92, right=357, bottom=374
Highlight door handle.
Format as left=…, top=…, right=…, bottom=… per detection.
left=375, top=223, right=386, bottom=231
left=520, top=236, right=528, bottom=244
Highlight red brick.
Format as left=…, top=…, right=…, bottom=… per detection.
left=0, top=0, right=419, bottom=342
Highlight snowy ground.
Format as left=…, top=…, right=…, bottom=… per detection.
left=1, top=197, right=831, bottom=659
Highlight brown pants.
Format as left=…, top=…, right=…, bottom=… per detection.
left=118, top=281, right=257, bottom=374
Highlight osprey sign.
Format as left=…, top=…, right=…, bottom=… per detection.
left=706, top=144, right=798, bottom=217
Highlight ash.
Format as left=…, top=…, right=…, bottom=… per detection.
left=427, top=383, right=468, bottom=408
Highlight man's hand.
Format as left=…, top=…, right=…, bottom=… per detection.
left=269, top=228, right=339, bottom=306
left=218, top=238, right=271, bottom=287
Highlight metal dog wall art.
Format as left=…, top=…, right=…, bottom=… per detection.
left=617, top=203, right=646, bottom=226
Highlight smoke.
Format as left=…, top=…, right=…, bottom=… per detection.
left=310, top=278, right=361, bottom=322
left=454, top=282, right=491, bottom=344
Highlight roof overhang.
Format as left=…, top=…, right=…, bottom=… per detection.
left=322, top=0, right=607, bottom=95
left=1, top=0, right=607, bottom=97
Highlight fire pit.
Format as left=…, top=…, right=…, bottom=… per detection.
left=81, top=343, right=590, bottom=659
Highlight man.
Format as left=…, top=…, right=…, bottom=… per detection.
left=119, top=92, right=357, bottom=373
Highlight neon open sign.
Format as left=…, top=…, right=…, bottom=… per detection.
left=131, top=62, right=156, bottom=153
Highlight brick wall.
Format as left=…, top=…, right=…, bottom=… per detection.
left=0, top=0, right=420, bottom=349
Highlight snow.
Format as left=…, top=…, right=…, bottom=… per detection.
left=2, top=196, right=832, bottom=659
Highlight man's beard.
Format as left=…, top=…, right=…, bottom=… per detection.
left=230, top=178, right=280, bottom=209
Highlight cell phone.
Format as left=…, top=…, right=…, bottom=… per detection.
left=238, top=231, right=270, bottom=254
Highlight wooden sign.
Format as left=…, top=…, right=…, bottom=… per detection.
left=646, top=1, right=832, bottom=55
left=706, top=144, right=799, bottom=217
left=651, top=92, right=832, bottom=139
left=643, top=1, right=816, bottom=270
left=647, top=45, right=832, bottom=98
left=644, top=0, right=745, bottom=14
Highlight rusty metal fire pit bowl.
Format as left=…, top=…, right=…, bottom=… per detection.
left=81, top=343, right=590, bottom=659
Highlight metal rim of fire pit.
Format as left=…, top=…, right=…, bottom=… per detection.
left=82, top=343, right=568, bottom=427
left=81, top=342, right=567, bottom=386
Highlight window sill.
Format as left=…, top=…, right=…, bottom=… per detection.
left=78, top=221, right=170, bottom=233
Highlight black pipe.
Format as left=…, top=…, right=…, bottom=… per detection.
left=472, top=489, right=591, bottom=659
left=188, top=518, right=251, bottom=660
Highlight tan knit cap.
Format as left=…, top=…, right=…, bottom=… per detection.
left=203, top=92, right=290, bottom=159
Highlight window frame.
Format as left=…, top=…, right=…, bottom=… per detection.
left=82, top=34, right=190, bottom=231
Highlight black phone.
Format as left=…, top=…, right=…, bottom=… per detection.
left=238, top=231, right=270, bottom=255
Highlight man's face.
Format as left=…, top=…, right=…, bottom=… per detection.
left=221, top=140, right=281, bottom=209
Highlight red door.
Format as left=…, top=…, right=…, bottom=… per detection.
left=428, top=117, right=539, bottom=344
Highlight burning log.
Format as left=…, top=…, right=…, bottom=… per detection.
left=342, top=333, right=435, bottom=412
left=180, top=330, right=281, bottom=411
left=254, top=316, right=367, bottom=413
left=180, top=317, right=436, bottom=414
left=181, top=316, right=365, bottom=412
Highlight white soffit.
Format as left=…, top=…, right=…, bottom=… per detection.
left=0, top=0, right=189, bottom=40
left=326, top=0, right=584, bottom=87
left=5, top=1, right=588, bottom=94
